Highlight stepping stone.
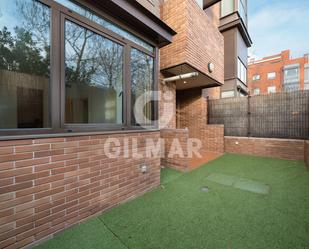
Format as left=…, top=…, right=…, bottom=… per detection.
left=206, top=173, right=270, bottom=195
left=206, top=173, right=238, bottom=186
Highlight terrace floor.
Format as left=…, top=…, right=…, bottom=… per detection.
left=36, top=154, right=309, bottom=249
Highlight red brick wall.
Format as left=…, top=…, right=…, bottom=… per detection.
left=0, top=132, right=160, bottom=248
left=248, top=50, right=308, bottom=95
left=225, top=136, right=305, bottom=161
left=160, top=129, right=189, bottom=172
left=305, top=141, right=309, bottom=169
left=204, top=125, right=224, bottom=153
left=160, top=0, right=224, bottom=84
left=176, top=88, right=224, bottom=154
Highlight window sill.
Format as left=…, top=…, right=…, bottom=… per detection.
left=0, top=128, right=160, bottom=141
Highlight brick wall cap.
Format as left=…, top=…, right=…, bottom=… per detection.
left=225, top=136, right=305, bottom=143
left=0, top=129, right=160, bottom=142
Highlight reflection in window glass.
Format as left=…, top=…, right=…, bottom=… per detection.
left=0, top=0, right=50, bottom=129
left=283, top=66, right=299, bottom=92
left=238, top=0, right=247, bottom=25
left=55, top=0, right=154, bottom=53
left=237, top=58, right=247, bottom=85
left=221, top=0, right=234, bottom=17
left=131, top=48, right=154, bottom=126
left=65, top=20, right=123, bottom=124
left=221, top=91, right=235, bottom=98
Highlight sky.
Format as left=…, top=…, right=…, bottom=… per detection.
left=248, top=0, right=309, bottom=60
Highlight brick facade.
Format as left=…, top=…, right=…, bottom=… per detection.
left=0, top=132, right=161, bottom=248
left=160, top=0, right=224, bottom=84
left=225, top=136, right=305, bottom=161
left=160, top=129, right=189, bottom=172
left=0, top=1, right=228, bottom=248
left=248, top=50, right=309, bottom=95
left=176, top=88, right=224, bottom=154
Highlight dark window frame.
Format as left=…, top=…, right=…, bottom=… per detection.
left=0, top=0, right=158, bottom=137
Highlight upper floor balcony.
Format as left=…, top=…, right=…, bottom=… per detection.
left=160, top=0, right=224, bottom=90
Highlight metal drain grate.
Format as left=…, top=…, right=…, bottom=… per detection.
left=200, top=186, right=210, bottom=193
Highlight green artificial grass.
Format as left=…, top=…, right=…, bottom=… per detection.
left=37, top=154, right=309, bottom=249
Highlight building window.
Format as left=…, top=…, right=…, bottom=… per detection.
left=252, top=75, right=260, bottom=81
left=267, top=72, right=276, bottom=79
left=0, top=0, right=156, bottom=134
left=221, top=91, right=235, bottom=98
left=131, top=48, right=154, bottom=126
left=237, top=58, right=247, bottom=85
left=283, top=64, right=300, bottom=92
left=0, top=0, right=51, bottom=129
left=221, top=0, right=234, bottom=17
left=253, top=88, right=260, bottom=95
left=65, top=20, right=124, bottom=124
left=267, top=86, right=276, bottom=94
left=238, top=0, right=247, bottom=25
left=55, top=0, right=154, bottom=53
left=305, top=64, right=309, bottom=90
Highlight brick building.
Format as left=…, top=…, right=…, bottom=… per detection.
left=0, top=0, right=249, bottom=248
left=248, top=50, right=309, bottom=95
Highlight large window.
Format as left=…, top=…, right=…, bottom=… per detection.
left=0, top=0, right=156, bottom=134
left=237, top=58, right=247, bottom=85
left=65, top=20, right=123, bottom=125
left=55, top=0, right=154, bottom=53
left=283, top=65, right=300, bottom=92
left=0, top=0, right=51, bottom=129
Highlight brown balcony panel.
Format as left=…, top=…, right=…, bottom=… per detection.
left=160, top=0, right=224, bottom=89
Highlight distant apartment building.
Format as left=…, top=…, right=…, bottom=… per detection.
left=248, top=50, right=309, bottom=95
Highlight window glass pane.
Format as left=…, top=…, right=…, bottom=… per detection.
left=238, top=0, right=247, bottom=25
left=131, top=48, right=154, bottom=126
left=55, top=0, right=154, bottom=53
left=283, top=67, right=299, bottom=92
left=267, top=72, right=276, bottom=79
left=253, top=88, right=260, bottom=95
left=65, top=20, right=123, bottom=124
left=267, top=86, right=276, bottom=94
left=221, top=91, right=235, bottom=98
left=0, top=0, right=50, bottom=129
left=253, top=75, right=260, bottom=81
left=221, top=0, right=234, bottom=17
left=237, top=58, right=247, bottom=85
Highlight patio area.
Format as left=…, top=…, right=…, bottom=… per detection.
left=36, top=154, right=309, bottom=249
